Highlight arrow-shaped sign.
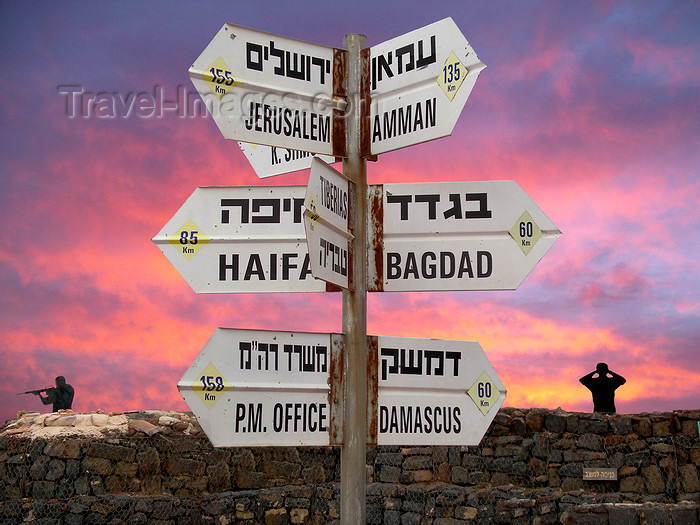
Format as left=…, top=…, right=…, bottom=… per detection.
left=154, top=181, right=559, bottom=293
left=189, top=24, right=343, bottom=156
left=368, top=181, right=561, bottom=291
left=376, top=335, right=506, bottom=446
left=178, top=328, right=339, bottom=447
left=303, top=158, right=353, bottom=289
left=152, top=186, right=333, bottom=293
left=238, top=142, right=338, bottom=179
left=368, top=18, right=486, bottom=155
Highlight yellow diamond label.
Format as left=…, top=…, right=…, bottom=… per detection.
left=437, top=51, right=468, bottom=101
left=468, top=371, right=501, bottom=415
left=167, top=219, right=210, bottom=260
left=194, top=363, right=232, bottom=409
left=509, top=211, right=543, bottom=255
left=205, top=57, right=239, bottom=100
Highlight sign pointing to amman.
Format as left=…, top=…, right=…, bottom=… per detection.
left=368, top=18, right=486, bottom=155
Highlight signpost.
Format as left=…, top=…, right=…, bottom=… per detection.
left=369, top=18, right=486, bottom=155
left=167, top=18, right=559, bottom=525
left=178, top=328, right=340, bottom=447
left=369, top=181, right=561, bottom=291
left=237, top=142, right=337, bottom=179
left=375, top=336, right=505, bottom=446
left=152, top=186, right=332, bottom=293
left=303, top=158, right=353, bottom=289
left=189, top=24, right=343, bottom=156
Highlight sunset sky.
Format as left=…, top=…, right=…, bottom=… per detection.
left=1, top=1, right=698, bottom=424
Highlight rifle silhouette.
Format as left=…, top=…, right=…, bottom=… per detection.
left=18, top=387, right=54, bottom=396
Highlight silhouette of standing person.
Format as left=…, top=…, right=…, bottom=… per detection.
left=579, top=363, right=625, bottom=413
left=37, top=376, right=74, bottom=412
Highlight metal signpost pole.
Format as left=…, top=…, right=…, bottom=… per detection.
left=340, top=32, right=368, bottom=525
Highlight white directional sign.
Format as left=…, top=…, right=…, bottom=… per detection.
left=152, top=186, right=331, bottom=293
left=303, top=158, right=353, bottom=289
left=189, top=24, right=341, bottom=155
left=369, top=18, right=486, bottom=155
left=238, top=142, right=338, bottom=179
left=154, top=182, right=559, bottom=293
left=179, top=328, right=335, bottom=447
left=376, top=336, right=505, bottom=446
left=368, top=181, right=561, bottom=291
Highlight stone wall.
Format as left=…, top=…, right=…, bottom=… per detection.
left=0, top=407, right=698, bottom=524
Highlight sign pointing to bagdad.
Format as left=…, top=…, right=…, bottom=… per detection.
left=368, top=181, right=562, bottom=291
left=369, top=18, right=486, bottom=155
left=189, top=24, right=343, bottom=156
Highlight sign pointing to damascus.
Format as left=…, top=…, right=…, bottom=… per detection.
left=376, top=336, right=506, bottom=446
left=189, top=24, right=342, bottom=156
left=369, top=17, right=486, bottom=155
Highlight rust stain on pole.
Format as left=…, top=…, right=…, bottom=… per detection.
left=367, top=185, right=384, bottom=292
left=332, top=48, right=347, bottom=158
left=366, top=335, right=378, bottom=444
left=360, top=47, right=372, bottom=159
left=329, top=333, right=345, bottom=446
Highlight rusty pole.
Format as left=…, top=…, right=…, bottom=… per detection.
left=341, top=32, right=368, bottom=525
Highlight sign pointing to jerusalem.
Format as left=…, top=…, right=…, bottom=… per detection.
left=189, top=24, right=341, bottom=156
left=369, top=17, right=486, bottom=155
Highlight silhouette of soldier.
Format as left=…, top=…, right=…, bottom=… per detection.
left=36, top=376, right=75, bottom=412
left=579, top=363, right=625, bottom=413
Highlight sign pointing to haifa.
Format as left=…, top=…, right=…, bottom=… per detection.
left=152, top=186, right=333, bottom=293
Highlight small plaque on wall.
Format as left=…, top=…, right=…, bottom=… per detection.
left=583, top=468, right=618, bottom=480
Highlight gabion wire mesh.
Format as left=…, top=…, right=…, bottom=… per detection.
left=1, top=409, right=698, bottom=524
